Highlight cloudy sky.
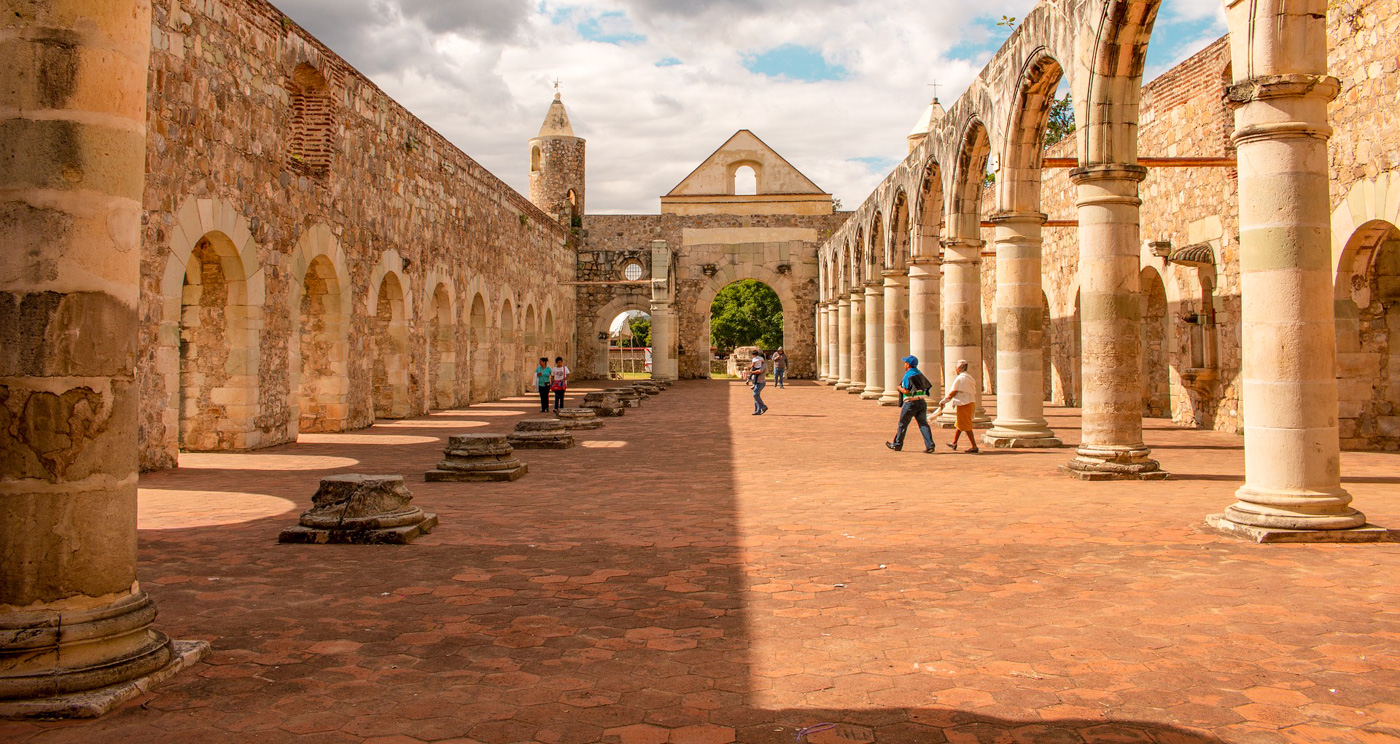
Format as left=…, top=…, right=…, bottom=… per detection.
left=273, top=0, right=1226, bottom=213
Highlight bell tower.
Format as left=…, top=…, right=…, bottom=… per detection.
left=529, top=90, right=586, bottom=227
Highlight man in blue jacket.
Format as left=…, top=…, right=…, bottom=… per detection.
left=885, top=355, right=935, bottom=453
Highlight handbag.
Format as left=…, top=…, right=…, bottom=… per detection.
left=550, top=380, right=566, bottom=391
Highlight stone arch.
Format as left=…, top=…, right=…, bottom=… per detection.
left=998, top=50, right=1068, bottom=213
left=692, top=264, right=801, bottom=379
left=372, top=271, right=410, bottom=420
left=544, top=307, right=557, bottom=349
left=1334, top=219, right=1400, bottom=451
left=524, top=304, right=539, bottom=347
left=727, top=160, right=763, bottom=195
left=428, top=281, right=456, bottom=410
left=888, top=191, right=910, bottom=270
left=949, top=118, right=992, bottom=241
left=289, top=224, right=350, bottom=435
left=499, top=296, right=517, bottom=395
left=915, top=159, right=944, bottom=260
left=1140, top=265, right=1170, bottom=418
left=591, top=295, right=654, bottom=379
left=157, top=195, right=266, bottom=460
left=468, top=292, right=490, bottom=404
left=1077, top=0, right=1161, bottom=166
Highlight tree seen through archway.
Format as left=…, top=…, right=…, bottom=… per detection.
left=710, top=279, right=783, bottom=355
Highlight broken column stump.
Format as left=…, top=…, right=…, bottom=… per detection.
left=607, top=388, right=644, bottom=408
left=279, top=474, right=438, bottom=545
left=633, top=381, right=661, bottom=396
left=556, top=407, right=604, bottom=430
left=426, top=434, right=529, bottom=482
left=582, top=391, right=625, bottom=417
left=507, top=419, right=576, bottom=449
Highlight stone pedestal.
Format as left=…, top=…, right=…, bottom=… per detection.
left=632, top=381, right=660, bottom=397
left=878, top=271, right=909, bottom=406
left=426, top=434, right=528, bottom=482
left=861, top=283, right=885, bottom=400
left=985, top=212, right=1061, bottom=448
left=606, top=388, right=643, bottom=408
left=0, top=0, right=209, bottom=720
left=582, top=391, right=624, bottom=417
left=279, top=475, right=438, bottom=544
left=847, top=289, right=866, bottom=394
left=1064, top=166, right=1166, bottom=480
left=508, top=419, right=575, bottom=449
left=556, top=408, right=604, bottom=430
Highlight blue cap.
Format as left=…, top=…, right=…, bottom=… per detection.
left=902, top=355, right=918, bottom=367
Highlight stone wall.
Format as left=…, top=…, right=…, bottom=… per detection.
left=578, top=212, right=847, bottom=380
left=139, top=0, right=576, bottom=469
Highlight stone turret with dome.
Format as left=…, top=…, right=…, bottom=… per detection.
left=906, top=96, right=946, bottom=152
left=529, top=89, right=587, bottom=227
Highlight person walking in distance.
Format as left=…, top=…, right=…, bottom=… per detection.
left=549, top=356, right=570, bottom=413
left=885, top=355, right=936, bottom=453
left=771, top=348, right=788, bottom=389
left=939, top=359, right=980, bottom=454
left=534, top=357, right=552, bottom=413
left=749, top=350, right=769, bottom=415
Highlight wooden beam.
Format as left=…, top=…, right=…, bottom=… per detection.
left=1040, top=156, right=1237, bottom=168
left=979, top=219, right=1079, bottom=228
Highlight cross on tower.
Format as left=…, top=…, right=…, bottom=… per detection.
left=926, top=81, right=940, bottom=103
left=553, top=78, right=561, bottom=92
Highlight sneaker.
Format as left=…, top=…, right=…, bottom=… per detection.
left=924, top=446, right=936, bottom=454
left=885, top=442, right=901, bottom=451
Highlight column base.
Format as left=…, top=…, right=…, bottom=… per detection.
left=834, top=381, right=851, bottom=390
left=1204, top=515, right=1397, bottom=544
left=877, top=393, right=901, bottom=407
left=983, top=420, right=1060, bottom=448
left=935, top=414, right=993, bottom=429
left=860, top=388, right=884, bottom=401
left=846, top=383, right=865, bottom=394
left=0, top=639, right=209, bottom=720
left=1062, top=446, right=1169, bottom=480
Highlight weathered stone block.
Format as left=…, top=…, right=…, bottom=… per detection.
left=556, top=407, right=603, bottom=430
left=278, top=474, right=438, bottom=544
left=507, top=419, right=574, bottom=449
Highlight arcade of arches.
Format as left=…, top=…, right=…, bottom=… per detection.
left=3, top=0, right=1399, bottom=725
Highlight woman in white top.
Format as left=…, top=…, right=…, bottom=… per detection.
left=550, top=357, right=570, bottom=412
left=938, top=359, right=980, bottom=454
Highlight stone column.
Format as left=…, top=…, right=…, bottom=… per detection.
left=649, top=301, right=678, bottom=381
left=878, top=270, right=910, bottom=406
left=1205, top=16, right=1376, bottom=539
left=816, top=303, right=829, bottom=381
left=1063, top=166, right=1166, bottom=479
left=0, top=0, right=207, bottom=718
left=861, top=282, right=885, bottom=400
left=937, top=239, right=991, bottom=426
left=835, top=298, right=852, bottom=390
left=907, top=258, right=943, bottom=395
left=985, top=212, right=1061, bottom=447
left=847, top=289, right=866, bottom=394
left=826, top=302, right=840, bottom=385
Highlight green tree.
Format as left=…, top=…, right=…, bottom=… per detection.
left=628, top=315, right=652, bottom=348
left=709, top=280, right=783, bottom=354
left=1045, top=93, right=1075, bottom=147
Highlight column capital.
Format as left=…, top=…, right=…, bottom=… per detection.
left=1225, top=74, right=1341, bottom=108
left=909, top=255, right=941, bottom=267
left=836, top=296, right=851, bottom=307
left=941, top=237, right=984, bottom=250
left=1069, top=163, right=1148, bottom=185
left=907, top=261, right=940, bottom=279
left=863, top=282, right=883, bottom=295
left=881, top=269, right=909, bottom=285
left=848, top=287, right=864, bottom=299
left=989, top=210, right=1047, bottom=226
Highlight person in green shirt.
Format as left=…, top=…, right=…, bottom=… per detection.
left=534, top=357, right=552, bottom=413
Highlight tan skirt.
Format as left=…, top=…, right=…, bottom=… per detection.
left=955, top=403, right=975, bottom=432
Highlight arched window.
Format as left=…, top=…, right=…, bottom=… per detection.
left=530, top=145, right=542, bottom=173
left=733, top=165, right=757, bottom=196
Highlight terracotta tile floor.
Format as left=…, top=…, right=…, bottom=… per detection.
left=6, top=381, right=1399, bottom=744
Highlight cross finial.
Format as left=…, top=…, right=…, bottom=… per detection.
left=926, top=81, right=940, bottom=104
left=553, top=78, right=561, bottom=91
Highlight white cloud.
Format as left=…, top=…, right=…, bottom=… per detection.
left=271, top=0, right=1217, bottom=214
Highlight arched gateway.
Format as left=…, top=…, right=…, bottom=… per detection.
left=574, top=130, right=844, bottom=380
